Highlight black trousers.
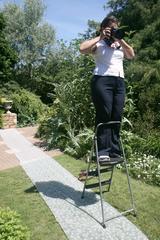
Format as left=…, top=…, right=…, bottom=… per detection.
left=91, top=75, right=125, bottom=156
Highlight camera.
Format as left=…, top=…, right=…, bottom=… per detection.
left=103, top=27, right=125, bottom=46
left=110, top=27, right=125, bottom=40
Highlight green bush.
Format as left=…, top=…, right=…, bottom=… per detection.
left=0, top=109, right=4, bottom=129
left=64, top=128, right=94, bottom=159
left=0, top=207, right=30, bottom=240
left=121, top=129, right=160, bottom=158
left=11, top=89, right=47, bottom=126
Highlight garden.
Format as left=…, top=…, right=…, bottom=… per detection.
left=0, top=0, right=160, bottom=239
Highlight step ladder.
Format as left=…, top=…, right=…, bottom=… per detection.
left=81, top=121, right=136, bottom=228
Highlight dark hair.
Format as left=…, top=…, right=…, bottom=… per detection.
left=100, top=15, right=119, bottom=30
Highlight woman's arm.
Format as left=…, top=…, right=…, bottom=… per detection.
left=79, top=36, right=100, bottom=54
left=118, top=39, right=135, bottom=59
left=79, top=29, right=109, bottom=54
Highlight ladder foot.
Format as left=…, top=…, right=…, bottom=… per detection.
left=133, top=210, right=137, bottom=217
left=102, top=223, right=106, bottom=228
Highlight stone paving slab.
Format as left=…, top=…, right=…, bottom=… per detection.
left=0, top=128, right=149, bottom=240
left=0, top=136, right=20, bottom=171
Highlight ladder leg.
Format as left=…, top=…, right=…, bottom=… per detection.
left=95, top=136, right=106, bottom=228
left=120, top=138, right=136, bottom=215
left=81, top=140, right=94, bottom=199
left=107, top=166, right=114, bottom=192
left=81, top=160, right=91, bottom=199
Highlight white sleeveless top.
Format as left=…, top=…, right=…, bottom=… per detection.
left=93, top=40, right=124, bottom=78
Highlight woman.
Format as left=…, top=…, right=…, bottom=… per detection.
left=79, top=15, right=135, bottom=162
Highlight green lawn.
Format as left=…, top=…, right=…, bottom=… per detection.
left=0, top=166, right=68, bottom=240
left=54, top=154, right=160, bottom=240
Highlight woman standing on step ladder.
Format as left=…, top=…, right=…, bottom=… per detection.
left=79, top=15, right=135, bottom=162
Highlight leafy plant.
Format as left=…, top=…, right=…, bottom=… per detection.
left=64, top=127, right=94, bottom=159
left=11, top=89, right=46, bottom=126
left=0, top=207, right=30, bottom=240
left=124, top=153, right=160, bottom=186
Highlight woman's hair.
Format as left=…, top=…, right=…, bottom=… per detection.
left=100, top=15, right=119, bottom=30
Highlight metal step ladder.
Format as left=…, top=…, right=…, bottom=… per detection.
left=81, top=121, right=136, bottom=228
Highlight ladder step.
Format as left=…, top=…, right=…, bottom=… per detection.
left=100, top=166, right=113, bottom=172
left=99, top=157, right=124, bottom=166
left=85, top=179, right=111, bottom=189
left=88, top=167, right=113, bottom=176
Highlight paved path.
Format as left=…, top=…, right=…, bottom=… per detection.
left=0, top=135, right=20, bottom=170
left=0, top=128, right=149, bottom=240
left=0, top=126, right=62, bottom=171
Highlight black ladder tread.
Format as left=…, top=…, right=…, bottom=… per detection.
left=85, top=179, right=111, bottom=189
left=88, top=167, right=113, bottom=176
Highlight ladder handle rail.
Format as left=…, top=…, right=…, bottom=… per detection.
left=95, top=121, right=121, bottom=136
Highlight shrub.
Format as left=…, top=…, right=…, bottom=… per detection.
left=0, top=207, right=30, bottom=240
left=119, top=130, right=160, bottom=186
left=64, top=128, right=94, bottom=159
left=121, top=129, right=160, bottom=159
left=120, top=153, right=160, bottom=186
left=38, top=106, right=94, bottom=158
left=0, top=109, right=5, bottom=129
left=11, top=89, right=47, bottom=126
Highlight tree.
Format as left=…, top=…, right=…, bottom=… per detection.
left=2, top=0, right=55, bottom=89
left=0, top=12, right=17, bottom=89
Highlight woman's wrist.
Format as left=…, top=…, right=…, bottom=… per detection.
left=118, top=39, right=132, bottom=50
left=118, top=39, right=135, bottom=59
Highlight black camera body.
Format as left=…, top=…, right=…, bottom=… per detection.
left=110, top=27, right=125, bottom=40
left=103, top=27, right=125, bottom=47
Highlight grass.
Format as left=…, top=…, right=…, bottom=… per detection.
left=0, top=166, right=68, bottom=240
left=54, top=154, right=160, bottom=240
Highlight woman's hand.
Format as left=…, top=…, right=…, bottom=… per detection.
left=100, top=27, right=111, bottom=40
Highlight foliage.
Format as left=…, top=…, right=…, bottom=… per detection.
left=64, top=128, right=93, bottom=159
left=2, top=0, right=55, bottom=92
left=0, top=97, right=8, bottom=128
left=11, top=89, right=46, bottom=126
left=38, top=39, right=96, bottom=152
left=119, top=130, right=160, bottom=186
left=126, top=153, right=160, bottom=186
left=0, top=109, right=4, bottom=129
left=0, top=12, right=17, bottom=85
left=0, top=207, right=30, bottom=240
left=38, top=106, right=94, bottom=158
